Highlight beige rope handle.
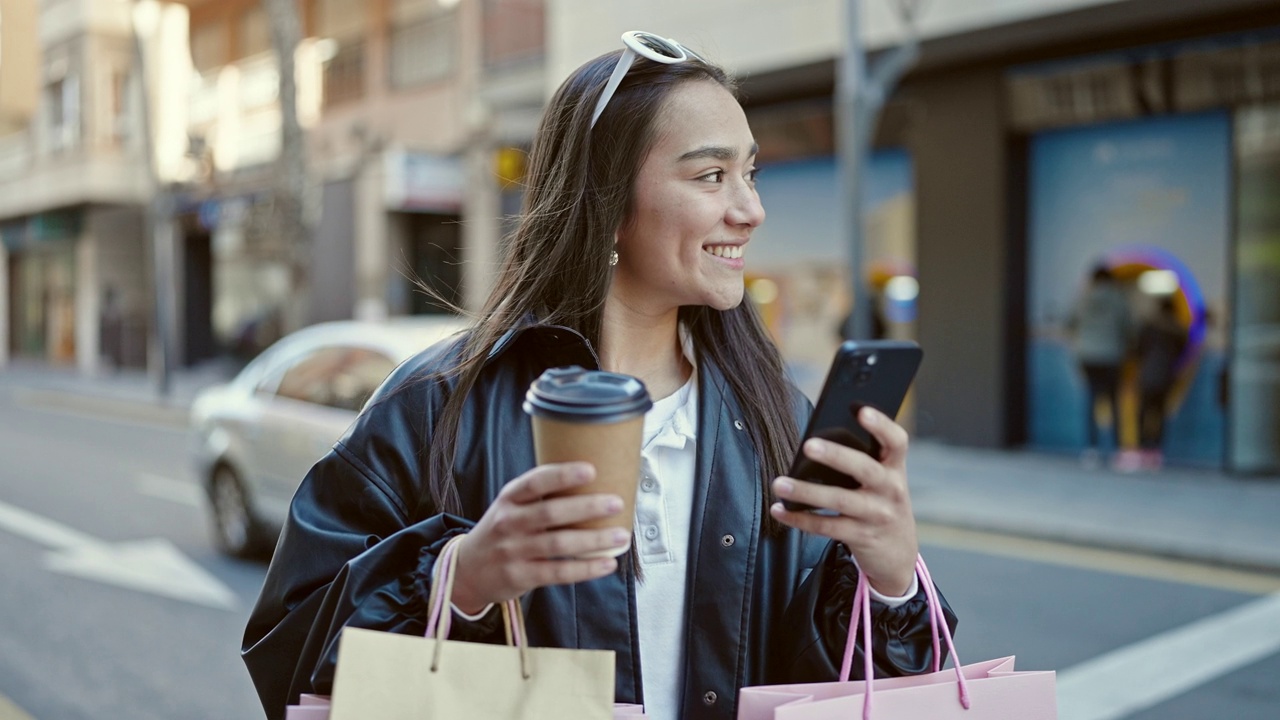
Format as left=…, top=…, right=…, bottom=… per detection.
left=503, top=598, right=532, bottom=680
left=428, top=535, right=465, bottom=671
left=423, top=536, right=460, bottom=642
left=426, top=534, right=530, bottom=679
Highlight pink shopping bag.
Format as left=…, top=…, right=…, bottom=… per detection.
left=284, top=694, right=331, bottom=720
left=737, top=556, right=1056, bottom=719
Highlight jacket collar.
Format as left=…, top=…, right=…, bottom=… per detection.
left=485, top=314, right=602, bottom=369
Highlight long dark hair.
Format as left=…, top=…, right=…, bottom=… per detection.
left=425, top=47, right=798, bottom=534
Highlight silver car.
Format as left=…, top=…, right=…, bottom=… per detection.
left=190, top=316, right=468, bottom=557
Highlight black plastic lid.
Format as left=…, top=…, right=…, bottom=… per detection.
left=523, top=366, right=653, bottom=424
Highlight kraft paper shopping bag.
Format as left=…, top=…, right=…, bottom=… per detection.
left=326, top=535, right=616, bottom=720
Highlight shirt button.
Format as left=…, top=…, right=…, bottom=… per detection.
left=721, top=534, right=735, bottom=547
left=703, top=690, right=717, bottom=705
left=644, top=525, right=659, bottom=540
left=641, top=478, right=656, bottom=492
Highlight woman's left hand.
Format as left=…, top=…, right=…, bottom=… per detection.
left=770, top=406, right=919, bottom=597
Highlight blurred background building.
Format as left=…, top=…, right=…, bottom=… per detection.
left=0, top=0, right=191, bottom=374
left=1, top=0, right=1278, bottom=475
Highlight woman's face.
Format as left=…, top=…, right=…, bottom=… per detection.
left=612, top=80, right=765, bottom=313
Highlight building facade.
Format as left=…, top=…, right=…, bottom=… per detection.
left=175, top=0, right=543, bottom=366
left=0, top=0, right=191, bottom=374
left=548, top=0, right=1280, bottom=474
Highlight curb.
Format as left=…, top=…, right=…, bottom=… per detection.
left=913, top=508, right=1280, bottom=576
left=11, top=388, right=192, bottom=429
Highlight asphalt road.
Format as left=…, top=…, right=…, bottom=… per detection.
left=0, top=387, right=265, bottom=720
left=0, top=385, right=1276, bottom=719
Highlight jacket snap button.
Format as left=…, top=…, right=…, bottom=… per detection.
left=733, top=420, right=745, bottom=430
left=703, top=690, right=717, bottom=705
left=721, top=534, right=734, bottom=547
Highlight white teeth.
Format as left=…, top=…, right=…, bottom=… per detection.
left=704, top=245, right=743, bottom=259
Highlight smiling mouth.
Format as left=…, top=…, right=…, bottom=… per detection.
left=703, top=244, right=744, bottom=260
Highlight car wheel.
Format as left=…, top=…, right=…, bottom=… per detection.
left=210, top=465, right=271, bottom=559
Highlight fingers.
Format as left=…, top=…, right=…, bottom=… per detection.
left=859, top=407, right=909, bottom=469
left=798, top=437, right=886, bottom=492
left=519, top=527, right=631, bottom=561
left=768, top=496, right=902, bottom=549
left=501, top=462, right=595, bottom=505
left=516, top=557, right=620, bottom=588
left=772, top=476, right=876, bottom=519
left=769, top=501, right=864, bottom=539
left=501, top=493, right=623, bottom=534
left=792, top=409, right=910, bottom=493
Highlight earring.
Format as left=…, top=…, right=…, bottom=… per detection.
left=609, top=248, right=619, bottom=266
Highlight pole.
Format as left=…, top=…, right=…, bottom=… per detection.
left=838, top=0, right=922, bottom=342
left=131, top=1, right=174, bottom=397
left=151, top=192, right=176, bottom=398
left=839, top=0, right=873, bottom=341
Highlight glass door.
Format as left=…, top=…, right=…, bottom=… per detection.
left=1231, top=106, right=1280, bottom=474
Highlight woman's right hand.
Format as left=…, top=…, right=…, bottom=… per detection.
left=449, top=462, right=629, bottom=615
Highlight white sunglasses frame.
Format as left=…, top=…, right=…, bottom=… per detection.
left=589, top=31, right=705, bottom=129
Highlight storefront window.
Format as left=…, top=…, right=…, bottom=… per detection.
left=8, top=244, right=76, bottom=362
left=1026, top=112, right=1231, bottom=466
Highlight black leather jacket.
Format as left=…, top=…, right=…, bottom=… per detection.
left=242, top=321, right=956, bottom=720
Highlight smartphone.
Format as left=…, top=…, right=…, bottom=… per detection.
left=783, top=340, right=923, bottom=512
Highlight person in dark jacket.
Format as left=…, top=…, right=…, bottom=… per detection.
left=1069, top=265, right=1133, bottom=467
left=242, top=32, right=954, bottom=720
left=1135, top=297, right=1188, bottom=469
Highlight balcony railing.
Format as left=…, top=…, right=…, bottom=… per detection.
left=323, top=40, right=366, bottom=108
left=0, top=131, right=33, bottom=181
left=389, top=14, right=457, bottom=90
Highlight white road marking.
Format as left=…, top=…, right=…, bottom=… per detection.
left=0, top=693, right=34, bottom=720
left=1057, top=592, right=1280, bottom=720
left=0, top=499, right=236, bottom=610
left=0, top=499, right=98, bottom=550
left=136, top=473, right=204, bottom=507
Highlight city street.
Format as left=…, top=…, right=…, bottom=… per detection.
left=0, top=386, right=264, bottom=720
left=0, top=384, right=1277, bottom=719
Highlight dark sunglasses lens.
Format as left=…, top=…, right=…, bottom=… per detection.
left=634, top=33, right=682, bottom=59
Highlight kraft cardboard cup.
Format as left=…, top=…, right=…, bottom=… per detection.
left=523, top=367, right=653, bottom=558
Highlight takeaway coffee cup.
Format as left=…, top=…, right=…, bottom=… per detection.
left=523, top=366, right=653, bottom=558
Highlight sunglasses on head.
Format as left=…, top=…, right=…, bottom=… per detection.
left=590, top=30, right=707, bottom=129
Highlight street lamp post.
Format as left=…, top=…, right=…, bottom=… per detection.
left=131, top=0, right=176, bottom=398
left=839, top=0, right=921, bottom=341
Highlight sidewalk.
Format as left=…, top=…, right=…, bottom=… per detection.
left=3, top=360, right=1279, bottom=573
left=0, top=358, right=237, bottom=426
left=908, top=441, right=1280, bottom=573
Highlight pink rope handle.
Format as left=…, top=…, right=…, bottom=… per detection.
left=838, top=554, right=970, bottom=720
left=424, top=536, right=461, bottom=640
left=917, top=556, right=970, bottom=709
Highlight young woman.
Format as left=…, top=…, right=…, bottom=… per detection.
left=242, top=31, right=954, bottom=720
